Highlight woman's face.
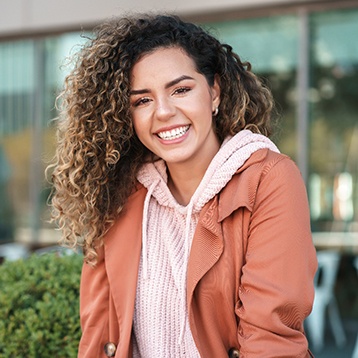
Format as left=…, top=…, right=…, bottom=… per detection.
left=129, top=47, right=220, bottom=168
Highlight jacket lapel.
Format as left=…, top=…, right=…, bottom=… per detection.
left=187, top=196, right=224, bottom=304
left=104, top=186, right=146, bottom=355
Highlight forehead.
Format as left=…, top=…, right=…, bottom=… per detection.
left=130, top=47, right=197, bottom=82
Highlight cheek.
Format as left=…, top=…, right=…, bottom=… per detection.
left=131, top=113, right=142, bottom=133
left=132, top=115, right=149, bottom=144
left=133, top=124, right=144, bottom=142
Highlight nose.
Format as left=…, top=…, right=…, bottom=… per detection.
left=154, top=97, right=176, bottom=121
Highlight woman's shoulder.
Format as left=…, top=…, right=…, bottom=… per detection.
left=236, top=148, right=299, bottom=181
left=218, top=149, right=303, bottom=217
left=235, top=148, right=306, bottom=205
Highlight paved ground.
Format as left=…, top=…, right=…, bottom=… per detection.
left=310, top=318, right=357, bottom=358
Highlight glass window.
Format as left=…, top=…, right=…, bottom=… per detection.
left=309, top=9, right=358, bottom=232
left=0, top=40, right=35, bottom=242
left=0, top=32, right=88, bottom=244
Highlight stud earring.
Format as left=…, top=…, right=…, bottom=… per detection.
left=212, top=107, right=219, bottom=116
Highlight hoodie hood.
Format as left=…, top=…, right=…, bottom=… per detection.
left=137, top=130, right=279, bottom=213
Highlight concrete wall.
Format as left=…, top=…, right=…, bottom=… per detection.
left=1, top=0, right=323, bottom=37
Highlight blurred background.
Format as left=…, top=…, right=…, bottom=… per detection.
left=0, top=0, right=357, bottom=356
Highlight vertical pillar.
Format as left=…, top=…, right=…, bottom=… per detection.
left=297, top=8, right=310, bottom=184
left=29, top=39, right=45, bottom=244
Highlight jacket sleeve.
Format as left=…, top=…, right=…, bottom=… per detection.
left=78, top=245, right=110, bottom=358
left=236, top=155, right=317, bottom=357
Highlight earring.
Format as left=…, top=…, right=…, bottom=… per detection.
left=212, top=107, right=219, bottom=116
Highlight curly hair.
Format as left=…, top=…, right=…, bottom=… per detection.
left=49, top=13, right=275, bottom=264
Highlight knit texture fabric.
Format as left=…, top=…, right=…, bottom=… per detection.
left=132, top=130, right=279, bottom=357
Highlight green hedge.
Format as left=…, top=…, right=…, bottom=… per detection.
left=0, top=252, right=83, bottom=357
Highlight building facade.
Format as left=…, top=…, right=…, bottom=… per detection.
left=1, top=0, right=358, bottom=248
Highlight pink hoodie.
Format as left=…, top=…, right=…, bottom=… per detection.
left=133, top=130, right=279, bottom=357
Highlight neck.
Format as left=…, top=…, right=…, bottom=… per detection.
left=166, top=153, right=218, bottom=206
left=167, top=168, right=202, bottom=206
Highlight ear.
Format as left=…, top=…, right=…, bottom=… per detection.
left=211, top=74, right=221, bottom=111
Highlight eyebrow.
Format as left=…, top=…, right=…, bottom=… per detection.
left=129, top=75, right=194, bottom=95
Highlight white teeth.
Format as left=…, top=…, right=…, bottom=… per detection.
left=157, top=125, right=189, bottom=140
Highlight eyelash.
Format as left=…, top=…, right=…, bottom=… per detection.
left=133, top=97, right=150, bottom=107
left=173, top=86, right=191, bottom=95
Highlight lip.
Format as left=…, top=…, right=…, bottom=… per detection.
left=155, top=124, right=190, bottom=143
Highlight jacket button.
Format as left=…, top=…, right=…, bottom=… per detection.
left=228, top=347, right=240, bottom=358
left=104, top=342, right=117, bottom=357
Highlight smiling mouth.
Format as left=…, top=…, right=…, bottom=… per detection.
left=157, top=125, right=190, bottom=140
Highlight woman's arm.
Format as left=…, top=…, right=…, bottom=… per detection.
left=236, top=155, right=317, bottom=357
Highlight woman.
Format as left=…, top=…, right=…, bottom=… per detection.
left=50, top=14, right=317, bottom=357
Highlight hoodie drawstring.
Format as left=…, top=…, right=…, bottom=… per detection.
left=141, top=180, right=159, bottom=280
left=178, top=201, right=195, bottom=345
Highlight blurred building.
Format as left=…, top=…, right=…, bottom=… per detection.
left=1, top=0, right=358, bottom=248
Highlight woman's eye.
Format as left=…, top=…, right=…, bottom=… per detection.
left=173, top=87, right=191, bottom=95
left=133, top=97, right=151, bottom=107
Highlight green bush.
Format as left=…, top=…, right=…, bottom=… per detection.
left=0, top=252, right=83, bottom=357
